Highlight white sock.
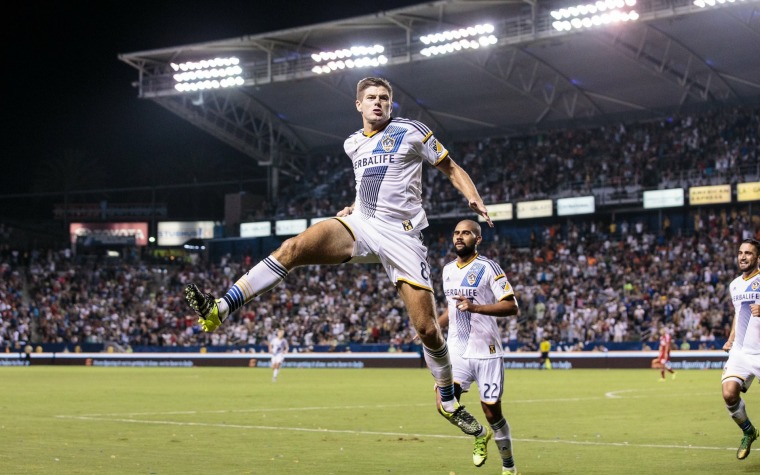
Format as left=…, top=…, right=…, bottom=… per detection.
left=219, top=256, right=288, bottom=318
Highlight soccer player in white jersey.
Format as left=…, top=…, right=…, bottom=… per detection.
left=185, top=77, right=493, bottom=438
left=722, top=238, right=760, bottom=460
left=267, top=329, right=289, bottom=382
left=437, top=220, right=519, bottom=475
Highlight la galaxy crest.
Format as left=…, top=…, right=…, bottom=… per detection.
left=460, top=263, right=485, bottom=287
left=381, top=135, right=395, bottom=152
left=753, top=281, right=760, bottom=291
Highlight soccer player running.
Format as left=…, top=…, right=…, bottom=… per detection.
left=722, top=238, right=760, bottom=460
left=267, top=329, right=288, bottom=382
left=185, top=77, right=492, bottom=435
left=652, top=327, right=676, bottom=381
left=436, top=219, right=519, bottom=475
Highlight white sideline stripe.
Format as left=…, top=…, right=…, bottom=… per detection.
left=54, top=414, right=740, bottom=452
left=57, top=397, right=614, bottom=418
left=54, top=414, right=467, bottom=441
left=59, top=404, right=430, bottom=417
left=57, top=390, right=717, bottom=418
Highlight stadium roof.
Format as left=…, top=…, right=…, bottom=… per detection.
left=119, top=0, right=760, bottom=180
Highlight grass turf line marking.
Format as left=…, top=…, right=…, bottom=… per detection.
left=54, top=414, right=743, bottom=453
left=56, top=404, right=430, bottom=418
left=57, top=389, right=718, bottom=418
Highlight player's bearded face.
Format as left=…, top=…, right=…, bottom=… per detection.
left=453, top=237, right=477, bottom=257
left=454, top=241, right=476, bottom=257
left=738, top=243, right=759, bottom=273
left=452, top=225, right=480, bottom=258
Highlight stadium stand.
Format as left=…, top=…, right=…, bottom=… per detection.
left=1, top=104, right=758, bottom=355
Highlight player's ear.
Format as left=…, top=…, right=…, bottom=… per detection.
left=355, top=99, right=362, bottom=112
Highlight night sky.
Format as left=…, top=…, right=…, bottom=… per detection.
left=2, top=1, right=423, bottom=204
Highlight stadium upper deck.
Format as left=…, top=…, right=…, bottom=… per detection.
left=119, top=0, right=760, bottom=196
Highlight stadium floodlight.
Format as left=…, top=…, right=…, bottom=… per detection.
left=693, top=0, right=745, bottom=8
left=419, top=23, right=497, bottom=57
left=550, top=0, right=639, bottom=31
left=310, top=45, right=387, bottom=75
left=170, top=57, right=244, bottom=92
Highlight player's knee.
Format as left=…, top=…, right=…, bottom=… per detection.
left=723, top=385, right=741, bottom=405
left=415, top=322, right=440, bottom=345
left=482, top=402, right=501, bottom=421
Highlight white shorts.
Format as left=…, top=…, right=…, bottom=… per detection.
left=336, top=214, right=433, bottom=291
left=722, top=350, right=760, bottom=391
left=271, top=354, right=285, bottom=365
left=450, top=351, right=505, bottom=404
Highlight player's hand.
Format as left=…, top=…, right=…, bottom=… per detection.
left=750, top=304, right=760, bottom=317
left=454, top=295, right=476, bottom=313
left=336, top=206, right=354, bottom=217
left=469, top=200, right=493, bottom=228
left=723, top=341, right=733, bottom=353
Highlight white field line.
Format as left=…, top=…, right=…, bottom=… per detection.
left=53, top=414, right=739, bottom=453
left=56, top=390, right=710, bottom=419
left=55, top=392, right=738, bottom=454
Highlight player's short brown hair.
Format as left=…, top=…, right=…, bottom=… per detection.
left=742, top=238, right=760, bottom=254
left=356, top=77, right=392, bottom=101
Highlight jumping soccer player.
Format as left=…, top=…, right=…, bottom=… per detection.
left=185, top=77, right=493, bottom=439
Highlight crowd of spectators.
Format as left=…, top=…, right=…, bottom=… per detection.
left=1, top=204, right=757, bottom=354
left=1, top=103, right=759, bottom=353
left=259, top=104, right=758, bottom=219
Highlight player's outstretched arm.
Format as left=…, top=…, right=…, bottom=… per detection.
left=436, top=157, right=493, bottom=227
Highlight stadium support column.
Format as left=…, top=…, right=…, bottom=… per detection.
left=269, top=164, right=279, bottom=204
left=268, top=129, right=279, bottom=202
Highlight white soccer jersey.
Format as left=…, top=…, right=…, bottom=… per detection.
left=729, top=269, right=760, bottom=355
left=270, top=336, right=288, bottom=357
left=344, top=117, right=448, bottom=231
left=442, top=254, right=515, bottom=359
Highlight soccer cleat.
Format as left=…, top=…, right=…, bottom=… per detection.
left=472, top=426, right=493, bottom=467
left=737, top=428, right=760, bottom=460
left=502, top=469, right=517, bottom=475
left=672, top=372, right=677, bottom=380
left=184, top=283, right=222, bottom=332
left=437, top=401, right=481, bottom=436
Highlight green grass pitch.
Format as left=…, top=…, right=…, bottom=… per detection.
left=1, top=366, right=756, bottom=474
